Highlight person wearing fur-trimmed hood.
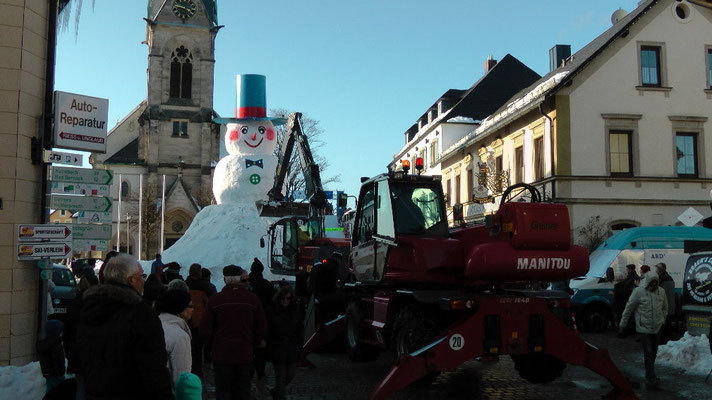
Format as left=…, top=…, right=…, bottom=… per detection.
left=156, top=289, right=194, bottom=385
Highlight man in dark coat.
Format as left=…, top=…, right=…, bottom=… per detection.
left=75, top=254, right=174, bottom=400
left=200, top=265, right=267, bottom=400
left=248, top=258, right=274, bottom=380
left=656, top=262, right=676, bottom=343
left=613, top=264, right=638, bottom=332
left=185, top=263, right=214, bottom=377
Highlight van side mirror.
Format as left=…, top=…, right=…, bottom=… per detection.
left=260, top=237, right=265, bottom=248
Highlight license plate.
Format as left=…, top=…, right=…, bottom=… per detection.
left=54, top=307, right=67, bottom=314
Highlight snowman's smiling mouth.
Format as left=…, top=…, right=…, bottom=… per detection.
left=245, top=139, right=263, bottom=148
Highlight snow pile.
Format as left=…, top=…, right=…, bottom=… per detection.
left=0, top=362, right=45, bottom=400
left=447, top=116, right=481, bottom=124
left=155, top=203, right=281, bottom=288
left=657, top=332, right=712, bottom=375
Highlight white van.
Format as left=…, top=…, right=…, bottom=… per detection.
left=570, top=226, right=712, bottom=332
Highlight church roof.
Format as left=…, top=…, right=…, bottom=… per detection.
left=147, top=0, right=218, bottom=26
left=105, top=138, right=140, bottom=164
left=165, top=175, right=201, bottom=212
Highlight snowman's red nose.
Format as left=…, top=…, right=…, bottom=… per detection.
left=251, top=133, right=257, bottom=140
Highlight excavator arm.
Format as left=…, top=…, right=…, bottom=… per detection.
left=257, top=112, right=327, bottom=218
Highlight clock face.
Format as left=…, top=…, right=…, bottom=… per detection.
left=172, top=0, right=197, bottom=20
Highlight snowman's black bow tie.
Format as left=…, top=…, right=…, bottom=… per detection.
left=245, top=159, right=263, bottom=169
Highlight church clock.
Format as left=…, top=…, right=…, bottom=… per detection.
left=172, top=0, right=197, bottom=20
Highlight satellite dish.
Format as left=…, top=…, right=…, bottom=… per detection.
left=611, top=8, right=627, bottom=25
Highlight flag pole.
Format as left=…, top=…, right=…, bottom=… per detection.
left=117, top=174, right=122, bottom=252
left=160, top=174, right=166, bottom=253
left=138, top=174, right=143, bottom=259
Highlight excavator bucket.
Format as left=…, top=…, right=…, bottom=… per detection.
left=256, top=200, right=310, bottom=218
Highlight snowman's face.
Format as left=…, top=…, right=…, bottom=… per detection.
left=225, top=120, right=277, bottom=155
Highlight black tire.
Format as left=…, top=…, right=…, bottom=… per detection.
left=392, top=306, right=441, bottom=386
left=511, top=354, right=566, bottom=384
left=582, top=304, right=610, bottom=333
left=345, top=301, right=379, bottom=362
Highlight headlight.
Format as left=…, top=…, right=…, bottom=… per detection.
left=53, top=298, right=60, bottom=305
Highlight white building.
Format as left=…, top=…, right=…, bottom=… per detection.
left=440, top=0, right=712, bottom=236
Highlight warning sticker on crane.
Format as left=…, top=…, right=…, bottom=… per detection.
left=449, top=334, right=465, bottom=351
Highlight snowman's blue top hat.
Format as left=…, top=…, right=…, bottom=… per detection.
left=213, top=74, right=287, bottom=125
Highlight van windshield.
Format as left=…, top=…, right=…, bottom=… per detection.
left=585, top=249, right=619, bottom=278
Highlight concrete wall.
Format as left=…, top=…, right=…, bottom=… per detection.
left=0, top=0, right=49, bottom=365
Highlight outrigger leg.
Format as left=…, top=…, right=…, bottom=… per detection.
left=369, top=298, right=637, bottom=400
left=300, top=314, right=346, bottom=368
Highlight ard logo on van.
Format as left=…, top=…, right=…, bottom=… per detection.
left=685, top=256, right=712, bottom=304
left=651, top=253, right=665, bottom=259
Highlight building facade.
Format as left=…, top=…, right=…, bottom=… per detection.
left=91, top=0, right=222, bottom=258
left=439, top=0, right=712, bottom=239
left=0, top=0, right=61, bottom=365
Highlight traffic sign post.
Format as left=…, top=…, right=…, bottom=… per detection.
left=51, top=181, right=110, bottom=197
left=49, top=194, right=112, bottom=212
left=75, top=211, right=112, bottom=224
left=48, top=166, right=113, bottom=185
left=18, top=243, right=72, bottom=260
left=53, top=91, right=109, bottom=153
left=18, top=224, right=72, bottom=241
left=43, top=150, right=83, bottom=166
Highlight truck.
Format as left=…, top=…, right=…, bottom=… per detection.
left=294, top=164, right=637, bottom=399
left=570, top=226, right=712, bottom=332
left=258, top=112, right=349, bottom=274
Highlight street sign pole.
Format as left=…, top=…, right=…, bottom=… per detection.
left=117, top=174, right=121, bottom=252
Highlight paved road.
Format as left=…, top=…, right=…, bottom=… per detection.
left=203, top=332, right=711, bottom=399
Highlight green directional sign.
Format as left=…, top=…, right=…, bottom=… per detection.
left=72, top=224, right=112, bottom=240
left=48, top=166, right=113, bottom=185
left=49, top=194, right=112, bottom=212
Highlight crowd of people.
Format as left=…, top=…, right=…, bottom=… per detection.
left=40, top=251, right=321, bottom=400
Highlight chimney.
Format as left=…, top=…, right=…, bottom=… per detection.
left=549, top=45, right=571, bottom=72
left=484, top=55, right=497, bottom=73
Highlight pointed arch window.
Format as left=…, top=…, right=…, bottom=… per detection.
left=170, top=46, right=193, bottom=99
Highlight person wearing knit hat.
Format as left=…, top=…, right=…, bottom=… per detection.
left=175, top=372, right=202, bottom=400
left=156, top=289, right=194, bottom=384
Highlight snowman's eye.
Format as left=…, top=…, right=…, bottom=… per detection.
left=258, top=126, right=266, bottom=135
left=240, top=126, right=249, bottom=134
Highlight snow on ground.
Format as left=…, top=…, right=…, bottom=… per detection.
left=139, top=203, right=285, bottom=290
left=0, top=362, right=45, bottom=400
left=657, top=332, right=712, bottom=375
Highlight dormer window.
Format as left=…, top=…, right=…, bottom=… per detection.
left=170, top=46, right=193, bottom=99
left=430, top=109, right=438, bottom=123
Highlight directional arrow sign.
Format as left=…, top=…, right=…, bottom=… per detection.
left=18, top=242, right=72, bottom=260
left=51, top=181, right=109, bottom=197
left=72, top=224, right=112, bottom=240
left=48, top=166, right=113, bottom=185
left=18, top=224, right=72, bottom=241
left=49, top=194, right=112, bottom=212
left=75, top=211, right=112, bottom=224
left=43, top=150, right=83, bottom=166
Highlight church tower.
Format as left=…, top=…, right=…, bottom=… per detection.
left=142, top=0, right=221, bottom=192
left=91, top=1, right=223, bottom=255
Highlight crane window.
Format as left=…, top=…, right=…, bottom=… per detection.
left=391, top=183, right=446, bottom=236
left=355, top=187, right=375, bottom=245
left=376, top=182, right=395, bottom=239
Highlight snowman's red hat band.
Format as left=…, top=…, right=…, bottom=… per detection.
left=236, top=106, right=267, bottom=119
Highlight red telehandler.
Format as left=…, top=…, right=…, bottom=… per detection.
left=292, top=166, right=637, bottom=399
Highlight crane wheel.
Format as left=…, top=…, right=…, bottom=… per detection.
left=345, top=301, right=379, bottom=362
left=392, top=306, right=442, bottom=386
left=511, top=353, right=566, bottom=384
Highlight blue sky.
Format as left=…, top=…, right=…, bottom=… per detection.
left=55, top=0, right=642, bottom=202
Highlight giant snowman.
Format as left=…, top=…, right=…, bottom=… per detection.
left=156, top=75, right=286, bottom=285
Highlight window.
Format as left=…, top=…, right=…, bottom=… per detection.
left=515, top=147, right=524, bottom=183
left=609, top=130, right=633, bottom=176
left=430, top=138, right=439, bottom=166
left=120, top=181, right=129, bottom=200
left=466, top=169, right=473, bottom=202
left=422, top=147, right=428, bottom=169
left=445, top=178, right=451, bottom=206
left=676, top=133, right=698, bottom=177
left=375, top=182, right=395, bottom=239
left=454, top=174, right=461, bottom=204
left=169, top=46, right=192, bottom=99
left=495, top=155, right=503, bottom=192
left=534, top=137, right=544, bottom=181
left=354, top=187, right=375, bottom=245
left=640, top=46, right=661, bottom=87
left=172, top=120, right=188, bottom=137
left=707, top=49, right=712, bottom=88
